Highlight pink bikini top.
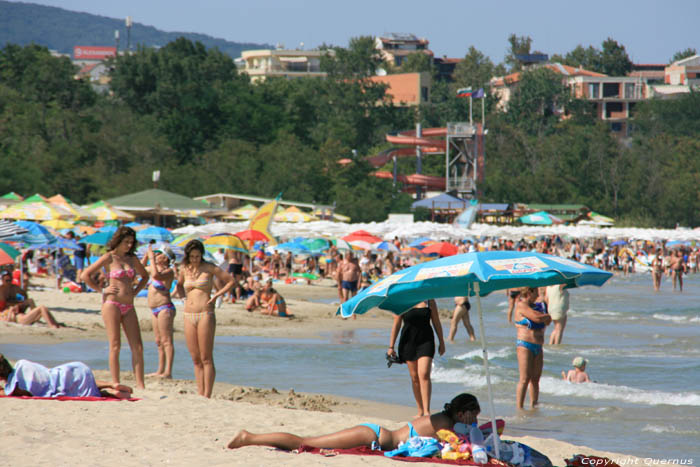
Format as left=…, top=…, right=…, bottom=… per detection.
left=108, top=268, right=135, bottom=280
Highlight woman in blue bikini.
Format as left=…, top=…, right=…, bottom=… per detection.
left=513, top=287, right=551, bottom=410
left=145, top=245, right=176, bottom=379
left=227, top=393, right=481, bottom=451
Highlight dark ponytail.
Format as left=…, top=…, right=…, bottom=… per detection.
left=443, top=393, right=480, bottom=419
left=0, top=354, right=14, bottom=380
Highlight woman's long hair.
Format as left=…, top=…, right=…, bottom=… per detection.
left=443, top=393, right=480, bottom=419
left=106, top=227, right=137, bottom=255
left=183, top=240, right=209, bottom=267
left=0, top=354, right=14, bottom=380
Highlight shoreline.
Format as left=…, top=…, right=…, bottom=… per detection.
left=1, top=277, right=647, bottom=465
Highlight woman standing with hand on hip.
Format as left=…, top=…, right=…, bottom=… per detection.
left=81, top=227, right=149, bottom=389
left=388, top=299, right=445, bottom=417
left=146, top=246, right=176, bottom=378
left=175, top=240, right=234, bottom=398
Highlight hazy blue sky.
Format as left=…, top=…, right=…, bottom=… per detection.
left=19, top=0, right=699, bottom=63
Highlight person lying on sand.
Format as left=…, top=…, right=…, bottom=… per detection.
left=562, top=357, right=591, bottom=383
left=0, top=271, right=62, bottom=328
left=0, top=354, right=132, bottom=399
left=228, top=393, right=480, bottom=451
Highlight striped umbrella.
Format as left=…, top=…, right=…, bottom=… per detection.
left=0, top=201, right=72, bottom=220
left=0, top=242, right=21, bottom=259
left=0, top=220, right=28, bottom=239
left=12, top=221, right=56, bottom=245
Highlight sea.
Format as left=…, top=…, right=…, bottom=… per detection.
left=2, top=272, right=699, bottom=461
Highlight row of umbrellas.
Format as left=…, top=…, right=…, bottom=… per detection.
left=223, top=204, right=351, bottom=223
left=0, top=194, right=133, bottom=222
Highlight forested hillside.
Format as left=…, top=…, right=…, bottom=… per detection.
left=0, top=37, right=698, bottom=226
left=0, top=1, right=269, bottom=57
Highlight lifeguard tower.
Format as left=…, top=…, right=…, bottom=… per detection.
left=445, top=121, right=484, bottom=199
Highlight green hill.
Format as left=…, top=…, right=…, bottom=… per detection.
left=0, top=1, right=271, bottom=58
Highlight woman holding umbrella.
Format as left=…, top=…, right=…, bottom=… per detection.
left=387, top=299, right=445, bottom=417
left=513, top=286, right=551, bottom=410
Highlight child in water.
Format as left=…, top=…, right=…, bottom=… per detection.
left=562, top=356, right=591, bottom=383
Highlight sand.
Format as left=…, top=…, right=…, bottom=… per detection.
left=0, top=277, right=641, bottom=466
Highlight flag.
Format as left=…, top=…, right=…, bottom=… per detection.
left=456, top=87, right=473, bottom=98
left=472, top=88, right=485, bottom=99
left=247, top=194, right=280, bottom=245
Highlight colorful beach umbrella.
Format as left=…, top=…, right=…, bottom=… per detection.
left=1, top=192, right=24, bottom=201
left=0, top=249, right=14, bottom=266
left=203, top=234, right=248, bottom=253
left=235, top=229, right=271, bottom=243
left=41, top=219, right=75, bottom=230
left=342, top=230, right=382, bottom=244
left=421, top=241, right=458, bottom=257
left=81, top=231, right=114, bottom=246
left=373, top=241, right=399, bottom=253
left=331, top=238, right=353, bottom=251
left=85, top=200, right=134, bottom=221
left=0, top=242, right=21, bottom=259
left=408, top=237, right=433, bottom=249
left=136, top=226, right=174, bottom=243
left=11, top=221, right=56, bottom=245
left=338, top=250, right=613, bottom=456
left=0, top=220, right=28, bottom=239
left=47, top=194, right=97, bottom=221
left=518, top=211, right=563, bottom=226
left=0, top=201, right=71, bottom=221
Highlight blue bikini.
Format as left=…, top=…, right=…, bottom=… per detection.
left=515, top=302, right=548, bottom=356
left=360, top=422, right=418, bottom=441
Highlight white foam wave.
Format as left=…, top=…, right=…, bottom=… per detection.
left=652, top=313, right=700, bottom=324
left=431, top=365, right=506, bottom=386
left=540, top=376, right=700, bottom=406
left=454, top=347, right=512, bottom=361
left=642, top=424, right=699, bottom=435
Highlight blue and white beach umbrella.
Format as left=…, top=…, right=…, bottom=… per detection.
left=136, top=226, right=174, bottom=243
left=11, top=220, right=56, bottom=245
left=338, top=250, right=612, bottom=456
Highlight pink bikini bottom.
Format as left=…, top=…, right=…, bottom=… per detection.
left=104, top=300, right=135, bottom=316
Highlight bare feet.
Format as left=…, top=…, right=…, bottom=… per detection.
left=146, top=372, right=163, bottom=377
left=227, top=430, right=251, bottom=449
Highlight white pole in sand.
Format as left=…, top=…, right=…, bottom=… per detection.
left=474, top=281, right=501, bottom=459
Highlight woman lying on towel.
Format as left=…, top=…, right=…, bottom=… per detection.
left=0, top=354, right=132, bottom=399
left=228, top=393, right=480, bottom=451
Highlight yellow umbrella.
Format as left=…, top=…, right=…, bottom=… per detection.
left=222, top=203, right=259, bottom=220
left=41, top=219, right=75, bottom=229
left=85, top=200, right=134, bottom=221
left=48, top=194, right=97, bottom=221
left=274, top=206, right=318, bottom=222
left=203, top=234, right=248, bottom=253
left=0, top=201, right=72, bottom=220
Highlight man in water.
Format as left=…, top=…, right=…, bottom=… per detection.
left=669, top=250, right=685, bottom=292
left=339, top=253, right=360, bottom=304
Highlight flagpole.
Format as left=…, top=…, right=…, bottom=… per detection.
left=469, top=96, right=473, bottom=125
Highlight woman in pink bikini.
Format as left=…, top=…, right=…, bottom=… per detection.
left=175, top=240, right=234, bottom=398
left=82, top=227, right=149, bottom=389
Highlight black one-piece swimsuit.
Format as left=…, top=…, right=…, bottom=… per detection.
left=398, top=306, right=435, bottom=362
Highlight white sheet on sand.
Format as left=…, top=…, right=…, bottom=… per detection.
left=5, top=360, right=101, bottom=397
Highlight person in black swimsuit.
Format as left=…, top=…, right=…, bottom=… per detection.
left=387, top=299, right=445, bottom=417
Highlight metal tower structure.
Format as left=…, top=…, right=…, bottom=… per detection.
left=445, top=122, right=484, bottom=198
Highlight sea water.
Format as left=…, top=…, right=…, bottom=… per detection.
left=2, top=273, right=699, bottom=460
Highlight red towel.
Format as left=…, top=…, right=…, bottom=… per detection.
left=0, top=395, right=139, bottom=401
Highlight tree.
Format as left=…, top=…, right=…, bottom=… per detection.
left=551, top=45, right=601, bottom=71
left=320, top=36, right=384, bottom=78
left=670, top=48, right=697, bottom=64
left=504, top=67, right=571, bottom=135
left=504, top=34, right=533, bottom=72
left=598, top=38, right=632, bottom=76
left=399, top=52, right=434, bottom=74
left=453, top=46, right=504, bottom=92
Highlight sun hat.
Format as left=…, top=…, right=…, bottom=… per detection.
left=572, top=356, right=587, bottom=368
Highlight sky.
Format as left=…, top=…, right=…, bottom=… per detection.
left=16, top=0, right=700, bottom=64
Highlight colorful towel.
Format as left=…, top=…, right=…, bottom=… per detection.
left=296, top=445, right=508, bottom=465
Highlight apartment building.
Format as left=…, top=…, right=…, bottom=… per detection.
left=375, top=33, right=432, bottom=67
left=238, top=47, right=334, bottom=82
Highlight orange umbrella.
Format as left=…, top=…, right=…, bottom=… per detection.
left=342, top=230, right=382, bottom=243
left=421, top=242, right=458, bottom=257
left=234, top=229, right=271, bottom=243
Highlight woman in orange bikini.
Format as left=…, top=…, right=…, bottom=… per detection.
left=175, top=240, right=234, bottom=398
left=81, top=227, right=149, bottom=389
